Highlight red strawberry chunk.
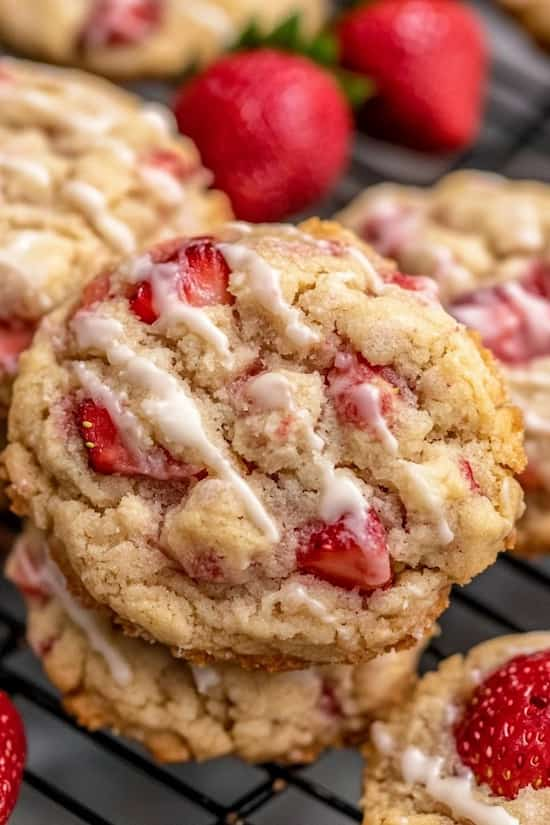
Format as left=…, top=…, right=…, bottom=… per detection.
left=450, top=261, right=550, bottom=365
left=0, top=321, right=35, bottom=375
left=459, top=458, right=480, bottom=493
left=129, top=238, right=233, bottom=324
left=80, top=0, right=163, bottom=48
left=455, top=649, right=550, bottom=799
left=80, top=272, right=111, bottom=310
left=297, top=510, right=391, bottom=592
left=327, top=351, right=412, bottom=441
left=76, top=399, right=199, bottom=479
left=0, top=691, right=26, bottom=825
left=388, top=271, right=440, bottom=300
left=129, top=281, right=157, bottom=324
left=142, top=148, right=197, bottom=181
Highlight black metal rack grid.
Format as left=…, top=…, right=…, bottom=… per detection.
left=2, top=1, right=550, bottom=822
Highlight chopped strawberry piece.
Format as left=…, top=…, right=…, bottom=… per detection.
left=326, top=351, right=414, bottom=439
left=455, top=649, right=550, bottom=799
left=76, top=399, right=199, bottom=479
left=297, top=510, right=391, bottom=592
left=459, top=458, right=480, bottom=493
left=80, top=272, right=111, bottom=310
left=388, top=271, right=440, bottom=300
left=142, top=148, right=196, bottom=181
left=129, top=281, right=157, bottom=324
left=129, top=238, right=233, bottom=324
left=450, top=261, right=550, bottom=364
left=0, top=691, right=26, bottom=825
left=80, top=0, right=163, bottom=48
left=0, top=321, right=35, bottom=375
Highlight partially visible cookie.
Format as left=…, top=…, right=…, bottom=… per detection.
left=363, top=632, right=550, bottom=824
left=0, top=57, right=231, bottom=415
left=3, top=217, right=524, bottom=668
left=498, top=0, right=550, bottom=49
left=0, top=0, right=327, bottom=80
left=6, top=525, right=424, bottom=764
left=337, top=171, right=550, bottom=555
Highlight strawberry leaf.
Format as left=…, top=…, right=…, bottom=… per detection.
left=232, top=12, right=372, bottom=108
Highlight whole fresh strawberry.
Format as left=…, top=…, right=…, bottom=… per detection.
left=173, top=49, right=352, bottom=222
left=338, top=0, right=487, bottom=151
left=0, top=691, right=26, bottom=824
left=454, top=650, right=550, bottom=799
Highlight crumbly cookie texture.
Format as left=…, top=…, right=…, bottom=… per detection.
left=0, top=56, right=231, bottom=414
left=3, top=218, right=524, bottom=668
left=498, top=0, right=550, bottom=48
left=0, top=0, right=326, bottom=79
left=337, top=171, right=550, bottom=556
left=362, top=632, right=550, bottom=825
left=7, top=526, right=424, bottom=764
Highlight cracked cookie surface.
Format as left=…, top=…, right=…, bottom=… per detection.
left=363, top=632, right=550, bottom=824
left=0, top=56, right=231, bottom=416
left=7, top=525, right=424, bottom=764
left=3, top=218, right=524, bottom=667
left=338, top=171, right=549, bottom=555
left=0, top=0, right=326, bottom=79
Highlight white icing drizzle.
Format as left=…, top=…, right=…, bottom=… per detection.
left=64, top=181, right=136, bottom=254
left=400, top=461, right=454, bottom=545
left=71, top=312, right=278, bottom=541
left=73, top=361, right=149, bottom=455
left=348, top=382, right=398, bottom=454
left=346, top=246, right=386, bottom=293
left=219, top=241, right=320, bottom=347
left=401, top=747, right=519, bottom=825
left=362, top=198, right=419, bottom=258
left=371, top=721, right=395, bottom=755
left=141, top=103, right=176, bottom=135
left=0, top=154, right=51, bottom=187
left=139, top=165, right=185, bottom=206
left=371, top=723, right=519, bottom=825
left=13, top=88, right=117, bottom=135
left=190, top=665, right=221, bottom=695
left=12, top=535, right=132, bottom=687
left=508, top=367, right=550, bottom=390
left=122, top=254, right=233, bottom=364
left=246, top=372, right=324, bottom=451
left=0, top=231, right=55, bottom=299
left=263, top=582, right=351, bottom=638
left=183, top=0, right=236, bottom=39
left=319, top=464, right=370, bottom=542
left=43, top=561, right=133, bottom=688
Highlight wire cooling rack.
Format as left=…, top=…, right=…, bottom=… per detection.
left=2, top=1, right=550, bottom=822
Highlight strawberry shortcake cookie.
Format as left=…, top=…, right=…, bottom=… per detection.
left=338, top=171, right=550, bottom=555
left=364, top=632, right=550, bottom=824
left=0, top=0, right=327, bottom=79
left=3, top=219, right=524, bottom=668
left=7, top=525, right=424, bottom=764
left=0, top=57, right=230, bottom=417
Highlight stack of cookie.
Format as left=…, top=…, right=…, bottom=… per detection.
left=0, top=57, right=525, bottom=768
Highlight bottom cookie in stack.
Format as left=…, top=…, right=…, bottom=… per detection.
left=7, top=526, right=426, bottom=765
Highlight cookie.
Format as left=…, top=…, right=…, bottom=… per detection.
left=7, top=525, right=424, bottom=764
left=0, top=57, right=231, bottom=416
left=2, top=218, right=524, bottom=668
left=363, top=631, right=550, bottom=824
left=0, top=0, right=327, bottom=80
left=337, top=171, right=550, bottom=555
left=498, top=0, right=550, bottom=49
